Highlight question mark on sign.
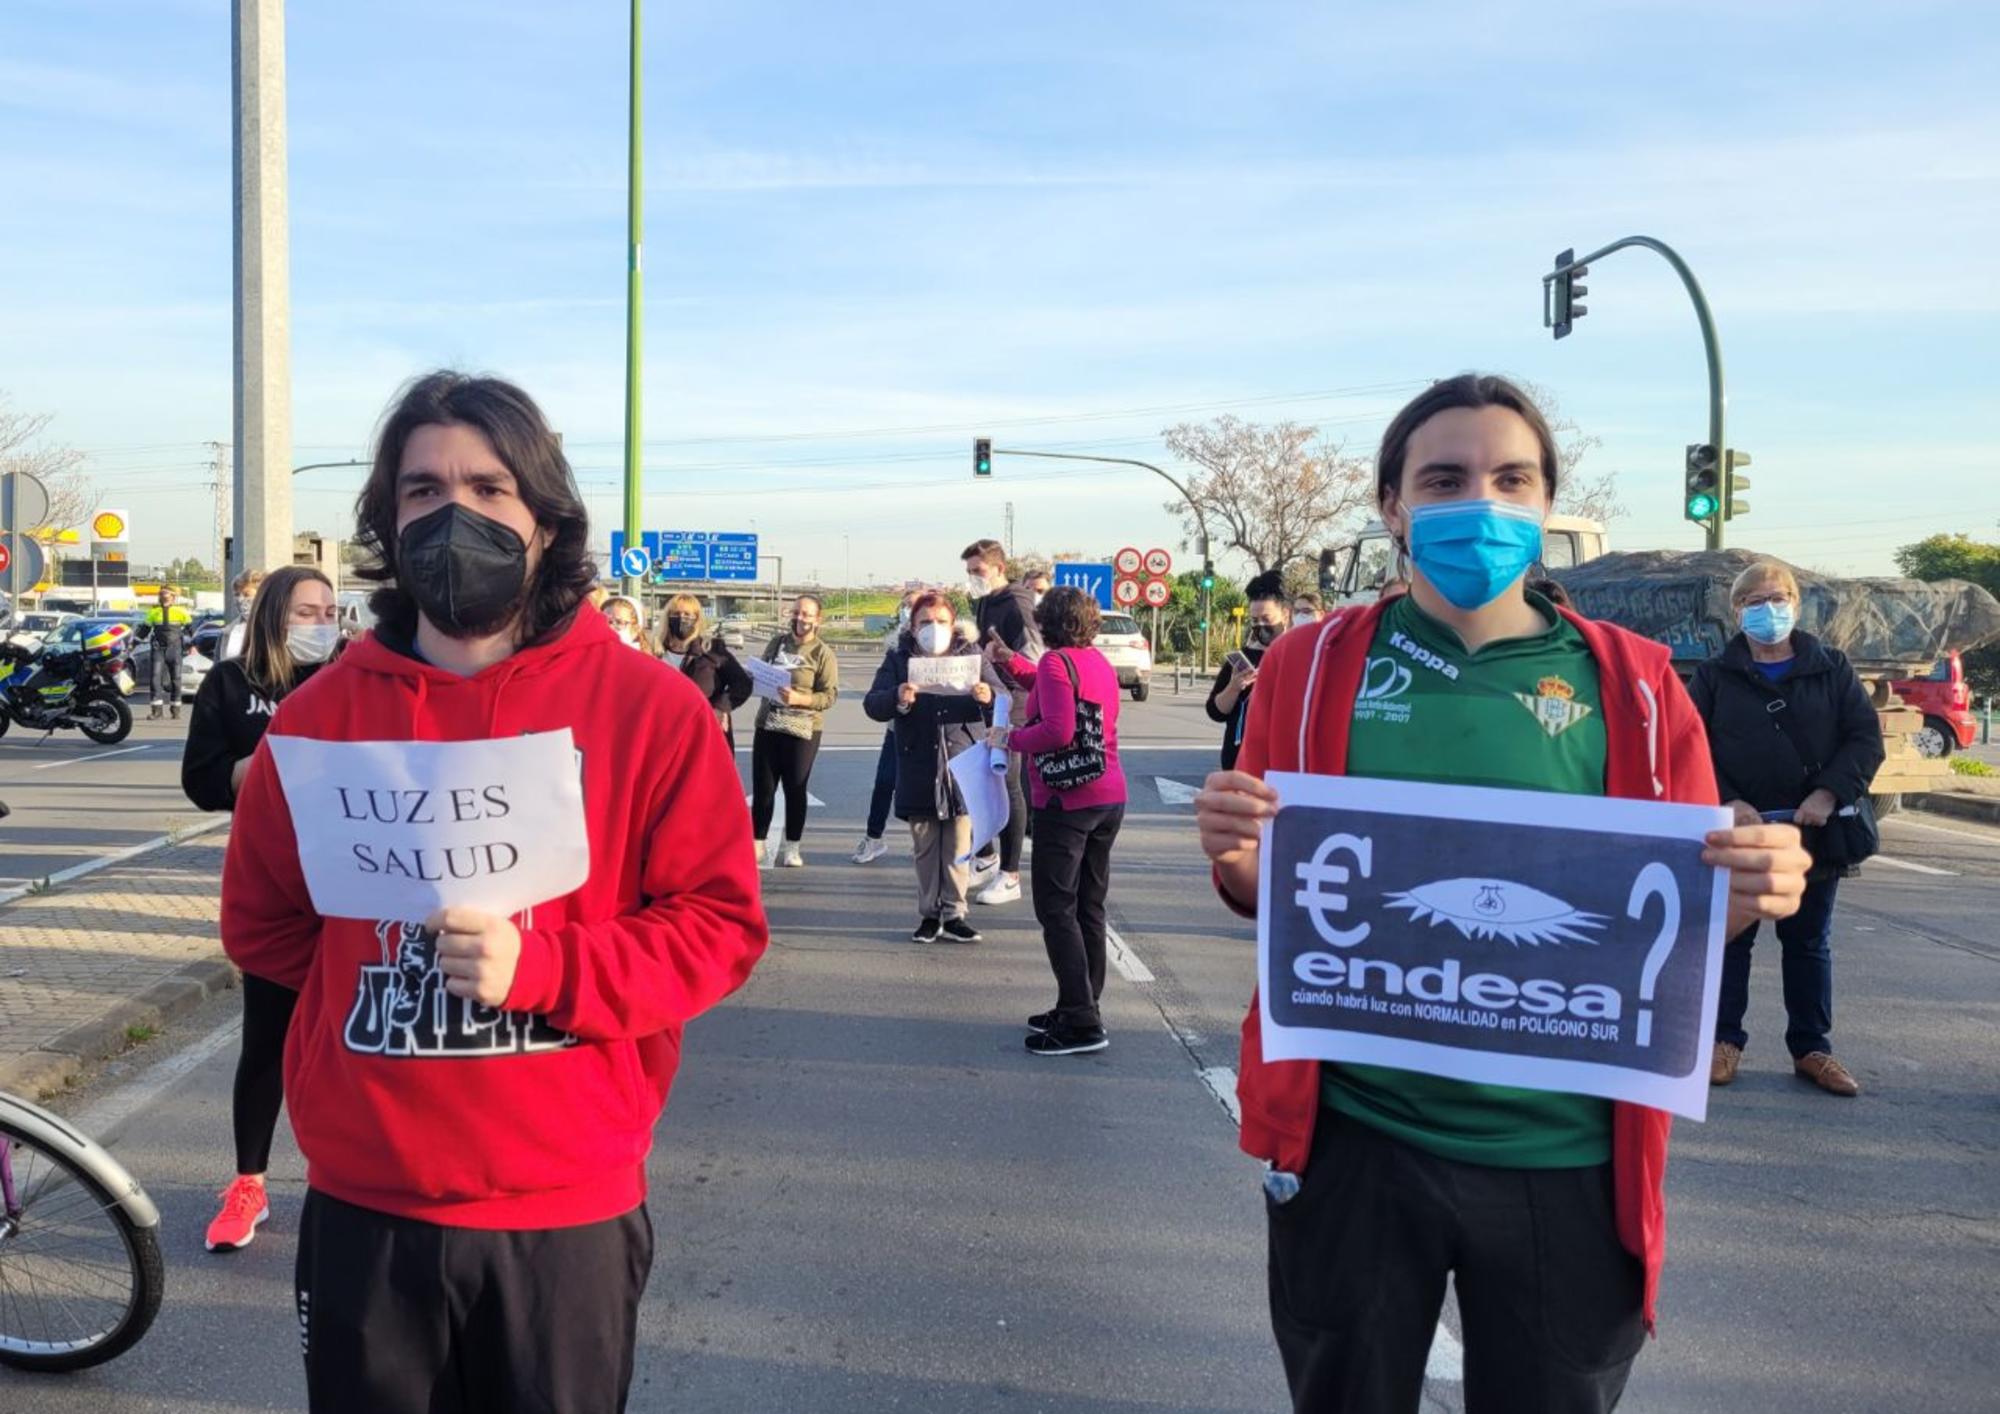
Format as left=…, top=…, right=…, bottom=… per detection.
left=1625, top=862, right=1681, bottom=1049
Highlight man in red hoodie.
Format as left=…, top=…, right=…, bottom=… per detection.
left=222, top=371, right=768, bottom=1413
left=1195, top=374, right=1812, bottom=1413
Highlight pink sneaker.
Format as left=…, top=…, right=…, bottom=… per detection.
left=205, top=1175, right=270, bottom=1252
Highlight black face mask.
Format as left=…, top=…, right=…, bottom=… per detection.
left=397, top=502, right=529, bottom=639
left=1248, top=621, right=1282, bottom=647
left=666, top=614, right=698, bottom=640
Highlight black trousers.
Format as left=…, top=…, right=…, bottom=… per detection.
left=234, top=974, right=298, bottom=1175
left=1268, top=1109, right=1645, bottom=1414
left=750, top=729, right=822, bottom=842
left=150, top=643, right=181, bottom=705
left=296, top=1191, right=654, bottom=1414
left=998, top=751, right=1028, bottom=872
left=1028, top=803, right=1123, bottom=1029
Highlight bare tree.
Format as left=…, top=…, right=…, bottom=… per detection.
left=0, top=392, right=94, bottom=536
left=1516, top=379, right=1626, bottom=525
left=1160, top=416, right=1374, bottom=578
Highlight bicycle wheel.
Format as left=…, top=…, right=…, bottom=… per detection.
left=0, top=1119, right=164, bottom=1371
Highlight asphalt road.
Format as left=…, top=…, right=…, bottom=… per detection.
left=1, top=669, right=1995, bottom=1411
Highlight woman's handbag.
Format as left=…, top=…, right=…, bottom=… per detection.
left=1031, top=651, right=1107, bottom=792
left=1767, top=698, right=1881, bottom=868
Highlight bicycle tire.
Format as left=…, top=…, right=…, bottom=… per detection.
left=0, top=1118, right=165, bottom=1372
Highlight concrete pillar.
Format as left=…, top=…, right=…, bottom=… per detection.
left=231, top=0, right=292, bottom=578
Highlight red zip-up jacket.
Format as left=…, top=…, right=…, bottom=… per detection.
left=221, top=608, right=768, bottom=1230
left=1220, top=599, right=1718, bottom=1330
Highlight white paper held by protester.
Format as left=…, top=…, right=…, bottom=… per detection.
left=951, top=741, right=1010, bottom=860
left=989, top=694, right=1011, bottom=774
left=907, top=656, right=981, bottom=694
left=268, top=730, right=591, bottom=923
left=744, top=656, right=794, bottom=703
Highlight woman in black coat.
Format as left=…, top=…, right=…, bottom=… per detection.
left=1688, top=561, right=1884, bottom=1097
left=863, top=591, right=1005, bottom=942
left=658, top=593, right=753, bottom=743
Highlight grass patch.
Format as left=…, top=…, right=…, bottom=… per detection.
left=1950, top=756, right=1993, bottom=777
left=123, top=1022, right=159, bottom=1046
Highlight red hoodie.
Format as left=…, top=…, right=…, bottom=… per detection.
left=1221, top=599, right=1718, bottom=1330
left=221, top=608, right=768, bottom=1230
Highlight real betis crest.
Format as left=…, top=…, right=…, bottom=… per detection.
left=1516, top=674, right=1594, bottom=739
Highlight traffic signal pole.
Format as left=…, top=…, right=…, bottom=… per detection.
left=1542, top=235, right=1729, bottom=548
left=621, top=0, right=644, bottom=595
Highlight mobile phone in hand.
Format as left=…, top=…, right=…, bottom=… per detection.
left=1225, top=650, right=1253, bottom=676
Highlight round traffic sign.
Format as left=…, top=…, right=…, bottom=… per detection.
left=0, top=533, right=46, bottom=590
left=2, top=471, right=51, bottom=532
left=1114, top=546, right=1143, bottom=576
left=619, top=546, right=652, bottom=578
left=1142, top=577, right=1172, bottom=608
left=1143, top=547, right=1172, bottom=577
left=1112, top=577, right=1143, bottom=607
left=0, top=541, right=10, bottom=574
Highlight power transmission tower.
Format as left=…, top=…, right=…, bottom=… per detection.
left=207, top=441, right=230, bottom=578
left=1004, top=501, right=1015, bottom=554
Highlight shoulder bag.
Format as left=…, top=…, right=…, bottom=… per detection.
left=1031, top=651, right=1107, bottom=792
left=1765, top=690, right=1880, bottom=868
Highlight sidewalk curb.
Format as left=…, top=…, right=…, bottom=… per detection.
left=1908, top=792, right=2000, bottom=827
left=0, top=814, right=229, bottom=909
left=0, top=955, right=239, bottom=1101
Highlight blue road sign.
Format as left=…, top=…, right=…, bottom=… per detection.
left=708, top=532, right=758, bottom=581
left=1053, top=562, right=1114, bottom=610
left=609, top=530, right=758, bottom=581
left=618, top=545, right=652, bottom=578
left=656, top=532, right=710, bottom=580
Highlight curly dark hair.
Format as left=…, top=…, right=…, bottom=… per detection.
left=1244, top=569, right=1286, bottom=604
left=352, top=370, right=597, bottom=644
left=1035, top=585, right=1100, bottom=649
left=1375, top=373, right=1561, bottom=504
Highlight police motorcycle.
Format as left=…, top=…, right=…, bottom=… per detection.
left=0, top=620, right=137, bottom=744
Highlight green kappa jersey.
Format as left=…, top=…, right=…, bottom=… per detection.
left=1323, top=590, right=1614, bottom=1168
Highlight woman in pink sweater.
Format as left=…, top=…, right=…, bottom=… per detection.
left=989, top=586, right=1128, bottom=1056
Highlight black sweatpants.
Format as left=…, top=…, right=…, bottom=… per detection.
left=233, top=974, right=298, bottom=1175
left=1028, top=803, right=1123, bottom=1029
left=295, top=1191, right=654, bottom=1414
left=750, top=728, right=822, bottom=843
left=150, top=641, right=181, bottom=706
left=1268, top=1109, right=1645, bottom=1414
left=998, top=750, right=1028, bottom=871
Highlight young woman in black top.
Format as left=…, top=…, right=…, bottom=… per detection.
left=1205, top=571, right=1288, bottom=770
left=181, top=564, right=342, bottom=1252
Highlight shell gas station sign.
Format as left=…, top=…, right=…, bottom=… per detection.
left=91, top=509, right=130, bottom=543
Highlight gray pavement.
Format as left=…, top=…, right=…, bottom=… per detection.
left=0, top=683, right=1993, bottom=1411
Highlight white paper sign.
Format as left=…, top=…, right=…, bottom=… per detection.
left=907, top=655, right=981, bottom=694
left=950, top=741, right=1011, bottom=862
left=745, top=655, right=794, bottom=703
left=1257, top=772, right=1732, bottom=1121
left=989, top=694, right=1011, bottom=774
left=268, top=730, right=591, bottom=923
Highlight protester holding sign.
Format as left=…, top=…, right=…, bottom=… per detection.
left=1688, top=560, right=1883, bottom=1097
left=751, top=594, right=839, bottom=867
left=855, top=590, right=921, bottom=865
left=1206, top=570, right=1288, bottom=770
left=658, top=592, right=753, bottom=743
left=182, top=564, right=342, bottom=1257
left=991, top=586, right=1128, bottom=1056
left=220, top=371, right=767, bottom=1414
left=862, top=592, right=1004, bottom=941
left=1193, top=374, right=1812, bottom=1413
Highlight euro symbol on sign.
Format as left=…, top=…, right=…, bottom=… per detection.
left=1294, top=832, right=1373, bottom=948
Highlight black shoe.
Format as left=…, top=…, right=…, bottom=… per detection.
left=939, top=918, right=982, bottom=943
left=1026, top=1026, right=1107, bottom=1057
left=1026, top=1010, right=1056, bottom=1034
left=911, top=917, right=942, bottom=942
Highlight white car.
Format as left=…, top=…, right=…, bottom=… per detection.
left=6, top=611, right=80, bottom=650
left=1094, top=613, right=1154, bottom=701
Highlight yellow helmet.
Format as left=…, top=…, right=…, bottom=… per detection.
left=81, top=621, right=133, bottom=661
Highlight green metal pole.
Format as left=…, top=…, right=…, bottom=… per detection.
left=621, top=0, right=644, bottom=595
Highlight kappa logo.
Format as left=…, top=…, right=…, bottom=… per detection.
left=1516, top=674, right=1594, bottom=739
left=343, top=920, right=575, bottom=1059
left=1388, top=629, right=1460, bottom=682
left=1384, top=876, right=1607, bottom=946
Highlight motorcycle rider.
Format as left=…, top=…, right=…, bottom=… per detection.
left=145, top=584, right=193, bottom=719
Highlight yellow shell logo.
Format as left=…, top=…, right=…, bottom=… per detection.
left=92, top=510, right=127, bottom=540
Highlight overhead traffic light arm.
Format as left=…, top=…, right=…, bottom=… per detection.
left=969, top=444, right=1213, bottom=566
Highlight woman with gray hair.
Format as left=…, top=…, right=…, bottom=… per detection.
left=1688, top=560, right=1884, bottom=1096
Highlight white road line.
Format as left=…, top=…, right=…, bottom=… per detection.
left=30, top=743, right=152, bottom=769
left=1105, top=924, right=1155, bottom=982
left=1197, top=1065, right=1241, bottom=1125
left=1153, top=776, right=1200, bottom=806
left=1871, top=854, right=1957, bottom=877
left=77, top=1014, right=243, bottom=1144
left=1890, top=814, right=2000, bottom=843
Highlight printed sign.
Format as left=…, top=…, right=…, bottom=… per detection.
left=268, top=730, right=590, bottom=924
left=1053, top=562, right=1114, bottom=610
left=1257, top=772, right=1732, bottom=1121
left=907, top=655, right=982, bottom=694
left=656, top=532, right=709, bottom=579
left=708, top=533, right=758, bottom=581
left=1113, top=577, right=1143, bottom=607
left=91, top=508, right=129, bottom=542
left=1143, top=547, right=1172, bottom=576
left=744, top=654, right=795, bottom=703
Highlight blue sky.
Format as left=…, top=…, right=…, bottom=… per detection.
left=2, top=0, right=1995, bottom=584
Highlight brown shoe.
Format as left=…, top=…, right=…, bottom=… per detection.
left=1794, top=1052, right=1860, bottom=1096
left=1710, top=1042, right=1743, bottom=1086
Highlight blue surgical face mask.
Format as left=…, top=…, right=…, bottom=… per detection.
left=1739, top=601, right=1795, bottom=645
left=1404, top=500, right=1545, bottom=610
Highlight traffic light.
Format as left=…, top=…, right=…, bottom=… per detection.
left=1199, top=565, right=1215, bottom=592
left=1550, top=248, right=1589, bottom=340
left=1684, top=444, right=1720, bottom=523
left=973, top=438, right=992, bottom=477
left=1723, top=449, right=1752, bottom=520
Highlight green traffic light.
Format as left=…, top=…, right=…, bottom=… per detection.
left=1686, top=492, right=1719, bottom=520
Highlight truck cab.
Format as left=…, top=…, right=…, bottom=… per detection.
left=1317, top=515, right=1610, bottom=604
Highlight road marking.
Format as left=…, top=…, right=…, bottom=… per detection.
left=0, top=816, right=229, bottom=907
left=30, top=743, right=152, bottom=769
left=1153, top=776, right=1200, bottom=806
left=1197, top=1065, right=1241, bottom=1124
left=1870, top=854, right=1956, bottom=877
left=78, top=1014, right=243, bottom=1144
left=1890, top=814, right=2000, bottom=843
left=743, top=789, right=827, bottom=809
left=1106, top=924, right=1155, bottom=982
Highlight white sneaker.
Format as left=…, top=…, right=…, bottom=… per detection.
left=973, top=872, right=1021, bottom=905
left=754, top=841, right=769, bottom=868
left=778, top=842, right=806, bottom=868
left=852, top=835, right=889, bottom=865
left=969, top=853, right=1000, bottom=885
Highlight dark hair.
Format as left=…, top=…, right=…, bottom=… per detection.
left=1375, top=373, right=1561, bottom=504
left=960, top=538, right=1007, bottom=570
left=793, top=593, right=823, bottom=615
left=242, top=564, right=334, bottom=699
left=1245, top=570, right=1285, bottom=604
left=1527, top=576, right=1572, bottom=608
left=353, top=370, right=597, bottom=643
left=1035, top=585, right=1100, bottom=649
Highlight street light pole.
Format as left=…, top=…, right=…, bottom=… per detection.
left=620, top=0, right=644, bottom=595
left=1541, top=234, right=1728, bottom=549
left=843, top=535, right=851, bottom=624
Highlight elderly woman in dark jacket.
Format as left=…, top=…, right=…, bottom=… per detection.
left=864, top=591, right=1006, bottom=943
left=1688, top=560, right=1884, bottom=1097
